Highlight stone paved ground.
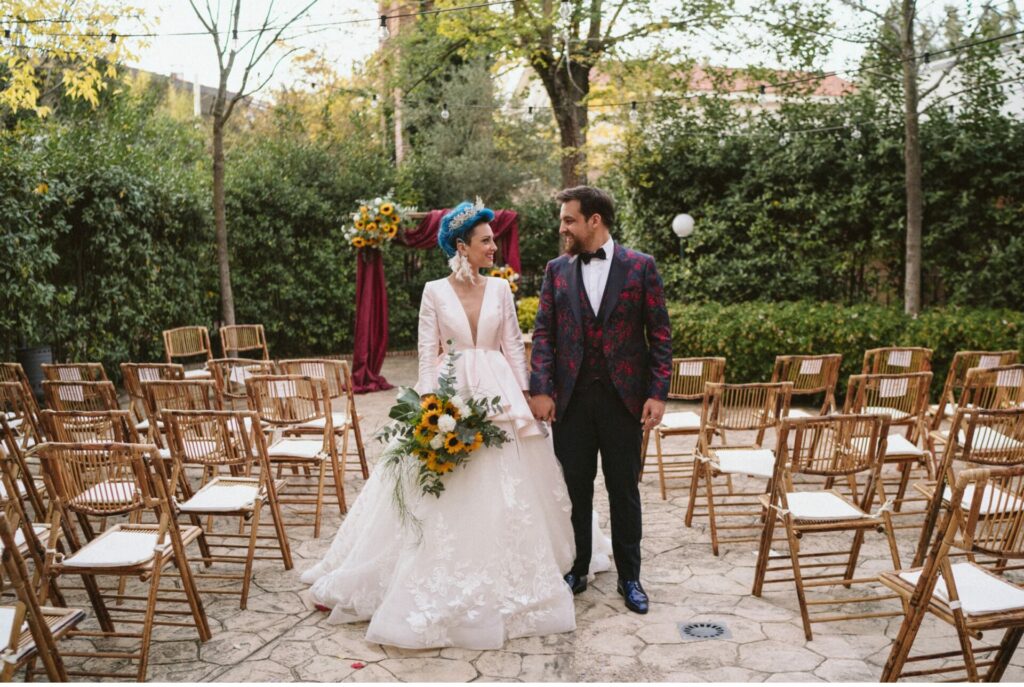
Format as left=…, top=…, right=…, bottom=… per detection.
left=52, top=355, right=1024, bottom=682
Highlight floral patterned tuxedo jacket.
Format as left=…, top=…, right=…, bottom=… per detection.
left=529, top=242, right=673, bottom=421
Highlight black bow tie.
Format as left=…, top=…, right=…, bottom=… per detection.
left=579, top=247, right=607, bottom=265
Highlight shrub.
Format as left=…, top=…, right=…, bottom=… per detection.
left=517, top=296, right=539, bottom=333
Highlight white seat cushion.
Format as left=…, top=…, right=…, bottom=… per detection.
left=786, top=408, right=813, bottom=419
left=76, top=480, right=138, bottom=505
left=62, top=530, right=160, bottom=568
left=957, top=426, right=1024, bottom=449
left=784, top=492, right=868, bottom=521
left=0, top=524, right=48, bottom=554
left=179, top=480, right=260, bottom=513
left=714, top=448, right=776, bottom=478
left=899, top=562, right=1024, bottom=615
left=942, top=483, right=1024, bottom=515
left=929, top=403, right=959, bottom=418
left=135, top=418, right=150, bottom=432
left=296, top=412, right=351, bottom=431
left=184, top=368, right=211, bottom=379
left=864, top=406, right=911, bottom=421
left=268, top=439, right=324, bottom=460
left=659, top=411, right=701, bottom=430
left=0, top=479, right=28, bottom=500
left=852, top=433, right=924, bottom=457
left=0, top=606, right=27, bottom=653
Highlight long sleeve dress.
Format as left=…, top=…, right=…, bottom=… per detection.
left=301, top=276, right=610, bottom=650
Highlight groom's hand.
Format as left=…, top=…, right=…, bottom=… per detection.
left=641, top=399, right=666, bottom=431
left=530, top=394, right=556, bottom=423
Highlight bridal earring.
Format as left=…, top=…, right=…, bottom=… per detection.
left=449, top=253, right=476, bottom=282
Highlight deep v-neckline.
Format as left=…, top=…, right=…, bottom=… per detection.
left=445, top=277, right=490, bottom=348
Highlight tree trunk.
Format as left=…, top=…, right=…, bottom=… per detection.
left=212, top=117, right=236, bottom=326
left=534, top=58, right=590, bottom=188
left=901, top=0, right=923, bottom=316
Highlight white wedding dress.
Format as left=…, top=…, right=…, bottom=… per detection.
left=302, top=276, right=611, bottom=650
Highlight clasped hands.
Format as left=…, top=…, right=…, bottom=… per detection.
left=528, top=393, right=665, bottom=430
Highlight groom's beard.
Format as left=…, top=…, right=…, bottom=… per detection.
left=561, top=233, right=581, bottom=256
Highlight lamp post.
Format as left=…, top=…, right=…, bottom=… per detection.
left=672, top=213, right=694, bottom=256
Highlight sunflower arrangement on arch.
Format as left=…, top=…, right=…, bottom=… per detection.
left=376, top=346, right=509, bottom=497
left=344, top=195, right=411, bottom=250
left=489, top=264, right=520, bottom=294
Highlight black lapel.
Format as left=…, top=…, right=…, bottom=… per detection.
left=565, top=256, right=582, bottom=327
left=597, top=243, right=628, bottom=325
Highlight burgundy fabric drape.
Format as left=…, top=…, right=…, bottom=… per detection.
left=398, top=209, right=521, bottom=272
left=351, top=209, right=519, bottom=394
left=351, top=248, right=393, bottom=393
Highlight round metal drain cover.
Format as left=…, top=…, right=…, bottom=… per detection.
left=679, top=621, right=730, bottom=640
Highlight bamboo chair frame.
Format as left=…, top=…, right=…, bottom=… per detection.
left=0, top=381, right=44, bottom=454
left=162, top=409, right=292, bottom=609
left=42, top=380, right=118, bottom=415
left=162, top=326, right=214, bottom=379
left=842, top=372, right=934, bottom=517
left=913, top=407, right=1024, bottom=567
left=275, top=359, right=369, bottom=480
left=881, top=465, right=1024, bottom=682
left=141, top=379, right=224, bottom=453
left=644, top=357, right=726, bottom=500
left=684, top=381, right=793, bottom=555
left=0, top=511, right=84, bottom=682
left=0, top=415, right=47, bottom=522
left=0, top=365, right=42, bottom=446
left=207, top=358, right=277, bottom=411
left=42, top=409, right=140, bottom=446
left=772, top=354, right=843, bottom=418
left=927, top=365, right=1024, bottom=462
left=120, top=363, right=184, bottom=437
left=41, top=363, right=108, bottom=383
left=37, top=442, right=211, bottom=681
left=929, top=351, right=1020, bottom=432
left=218, top=324, right=269, bottom=360
left=862, top=346, right=933, bottom=375
left=246, top=375, right=345, bottom=538
left=752, top=413, right=902, bottom=640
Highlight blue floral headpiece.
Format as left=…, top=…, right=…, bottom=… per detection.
left=438, top=198, right=495, bottom=258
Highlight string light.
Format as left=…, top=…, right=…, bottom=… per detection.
left=851, top=127, right=862, bottom=140
left=370, top=93, right=379, bottom=108
left=628, top=101, right=638, bottom=122
left=559, top=1, right=573, bottom=24
left=379, top=14, right=389, bottom=40
left=109, top=32, right=117, bottom=43
left=440, top=102, right=450, bottom=120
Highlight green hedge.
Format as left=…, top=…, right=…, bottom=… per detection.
left=517, top=296, right=539, bottom=333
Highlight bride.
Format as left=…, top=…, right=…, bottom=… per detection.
left=301, top=199, right=611, bottom=650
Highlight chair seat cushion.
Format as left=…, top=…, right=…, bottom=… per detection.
left=296, top=412, right=351, bottom=431
left=62, top=530, right=161, bottom=568
left=179, top=479, right=260, bottom=513
left=659, top=411, right=701, bottom=430
left=184, top=368, right=211, bottom=379
left=714, top=448, right=776, bottom=478
left=899, top=562, right=1024, bottom=615
left=268, top=439, right=324, bottom=460
left=850, top=434, right=924, bottom=457
left=0, top=479, right=28, bottom=500
left=75, top=479, right=138, bottom=505
left=786, top=408, right=814, bottom=419
left=784, top=491, right=869, bottom=521
left=942, top=483, right=1024, bottom=515
left=0, top=524, right=48, bottom=554
left=957, top=426, right=1024, bottom=449
left=863, top=406, right=911, bottom=421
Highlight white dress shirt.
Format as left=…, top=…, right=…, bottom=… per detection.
left=580, top=236, right=614, bottom=314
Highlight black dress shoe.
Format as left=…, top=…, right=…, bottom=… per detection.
left=617, top=579, right=649, bottom=614
left=563, top=572, right=587, bottom=595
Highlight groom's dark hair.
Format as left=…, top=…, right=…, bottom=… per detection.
left=556, top=186, right=615, bottom=230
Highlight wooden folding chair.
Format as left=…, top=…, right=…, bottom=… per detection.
left=141, top=379, right=224, bottom=457
left=927, top=365, right=1024, bottom=463
left=219, top=324, right=269, bottom=360
left=37, top=442, right=211, bottom=681
left=42, top=409, right=140, bottom=445
left=0, top=426, right=55, bottom=591
left=120, top=362, right=184, bottom=438
left=247, top=375, right=345, bottom=538
left=41, top=363, right=108, bottom=383
left=862, top=346, right=932, bottom=375
left=163, top=410, right=292, bottom=609
left=929, top=351, right=1020, bottom=431
left=684, top=381, right=793, bottom=555
left=276, top=359, right=369, bottom=480
left=0, top=511, right=84, bottom=682
left=913, top=407, right=1024, bottom=567
left=881, top=464, right=1024, bottom=682
left=42, top=380, right=118, bottom=415
left=207, top=358, right=276, bottom=411
left=843, top=372, right=934, bottom=517
left=0, top=365, right=41, bottom=446
left=771, top=354, right=842, bottom=419
left=0, top=381, right=43, bottom=453
left=752, top=413, right=902, bottom=639
left=643, top=357, right=726, bottom=500
left=162, top=326, right=213, bottom=379
left=0, top=416, right=47, bottom=522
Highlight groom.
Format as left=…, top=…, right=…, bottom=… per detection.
left=529, top=186, right=672, bottom=615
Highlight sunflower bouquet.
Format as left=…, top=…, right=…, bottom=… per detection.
left=376, top=347, right=509, bottom=498
left=344, top=195, right=410, bottom=250
left=489, top=264, right=520, bottom=294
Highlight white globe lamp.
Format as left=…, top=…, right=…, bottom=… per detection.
left=672, top=213, right=695, bottom=238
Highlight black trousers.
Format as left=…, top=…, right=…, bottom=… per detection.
left=553, top=379, right=643, bottom=580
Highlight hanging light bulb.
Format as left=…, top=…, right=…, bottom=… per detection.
left=559, top=1, right=573, bottom=24
left=850, top=127, right=862, bottom=140
left=628, top=101, right=638, bottom=123
left=778, top=132, right=790, bottom=147
left=370, top=93, right=379, bottom=109
left=110, top=32, right=117, bottom=43
left=379, top=14, right=390, bottom=40
left=232, top=27, right=238, bottom=46
left=441, top=102, right=450, bottom=121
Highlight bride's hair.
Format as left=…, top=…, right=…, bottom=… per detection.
left=438, top=198, right=494, bottom=283
left=448, top=251, right=477, bottom=282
